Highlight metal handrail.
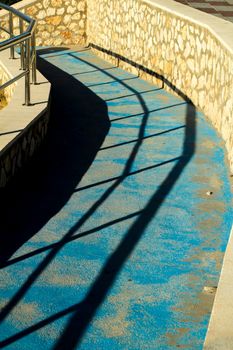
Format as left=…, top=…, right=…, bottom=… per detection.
left=0, top=2, right=37, bottom=105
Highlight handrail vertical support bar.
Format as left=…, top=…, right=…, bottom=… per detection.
left=9, top=12, right=14, bottom=59
left=25, top=38, right=30, bottom=105
left=19, top=18, right=25, bottom=70
left=0, top=2, right=37, bottom=106
left=31, top=32, right=36, bottom=84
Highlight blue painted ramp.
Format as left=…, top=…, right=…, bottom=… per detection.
left=0, top=48, right=232, bottom=349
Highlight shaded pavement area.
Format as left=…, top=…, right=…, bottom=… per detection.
left=0, top=47, right=232, bottom=349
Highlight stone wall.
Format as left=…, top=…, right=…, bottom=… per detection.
left=0, top=109, right=49, bottom=187
left=0, top=0, right=233, bottom=171
left=0, top=0, right=86, bottom=46
left=86, top=0, right=233, bottom=172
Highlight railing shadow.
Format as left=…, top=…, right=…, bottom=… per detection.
left=52, top=52, right=196, bottom=350
left=0, top=49, right=110, bottom=266
left=0, top=47, right=196, bottom=349
left=53, top=106, right=196, bottom=350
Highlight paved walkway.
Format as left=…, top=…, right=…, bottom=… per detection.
left=175, top=0, right=233, bottom=22
left=0, top=47, right=232, bottom=349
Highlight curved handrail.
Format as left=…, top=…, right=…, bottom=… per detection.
left=0, top=2, right=37, bottom=105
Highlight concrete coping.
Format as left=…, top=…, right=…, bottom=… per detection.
left=145, top=0, right=233, bottom=55
left=0, top=49, right=50, bottom=154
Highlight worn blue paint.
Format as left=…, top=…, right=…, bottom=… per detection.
left=0, top=48, right=232, bottom=349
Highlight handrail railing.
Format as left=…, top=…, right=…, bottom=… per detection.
left=0, top=2, right=37, bottom=106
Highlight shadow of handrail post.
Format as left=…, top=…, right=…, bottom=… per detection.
left=52, top=101, right=196, bottom=350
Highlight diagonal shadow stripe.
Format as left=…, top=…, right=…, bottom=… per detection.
left=0, top=48, right=196, bottom=350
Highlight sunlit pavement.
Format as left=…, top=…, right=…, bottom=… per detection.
left=0, top=48, right=232, bottom=349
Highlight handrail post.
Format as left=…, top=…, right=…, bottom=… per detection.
left=31, top=31, right=36, bottom=84
left=9, top=12, right=14, bottom=59
left=19, top=18, right=25, bottom=70
left=25, top=38, right=30, bottom=105
left=0, top=3, right=37, bottom=106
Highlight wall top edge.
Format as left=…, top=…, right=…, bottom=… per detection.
left=0, top=0, right=233, bottom=56
left=144, top=0, right=233, bottom=55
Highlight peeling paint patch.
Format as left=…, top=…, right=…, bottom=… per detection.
left=166, top=328, right=190, bottom=348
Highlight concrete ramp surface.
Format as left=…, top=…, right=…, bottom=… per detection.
left=0, top=48, right=232, bottom=349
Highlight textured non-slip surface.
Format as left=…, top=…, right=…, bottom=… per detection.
left=0, top=48, right=232, bottom=349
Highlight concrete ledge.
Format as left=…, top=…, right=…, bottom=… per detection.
left=204, top=225, right=233, bottom=349
left=0, top=49, right=50, bottom=187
